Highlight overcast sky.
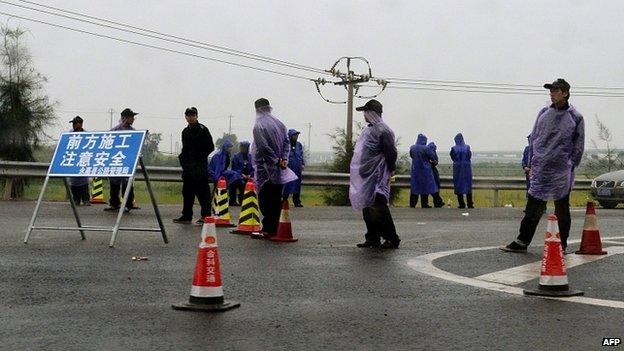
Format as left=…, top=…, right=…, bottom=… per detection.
left=2, top=0, right=623, bottom=154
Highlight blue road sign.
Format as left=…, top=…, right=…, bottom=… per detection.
left=48, top=131, right=147, bottom=177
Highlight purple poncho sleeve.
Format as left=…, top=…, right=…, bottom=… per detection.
left=251, top=111, right=297, bottom=189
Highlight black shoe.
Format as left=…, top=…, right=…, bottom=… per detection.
left=468, top=205, right=474, bottom=209
left=458, top=205, right=466, bottom=209
left=422, top=205, right=432, bottom=208
left=173, top=216, right=192, bottom=224
left=104, top=206, right=120, bottom=212
left=500, top=241, right=527, bottom=253
left=123, top=207, right=131, bottom=213
left=294, top=203, right=303, bottom=208
left=380, top=239, right=400, bottom=249
left=194, top=218, right=205, bottom=226
left=356, top=241, right=381, bottom=248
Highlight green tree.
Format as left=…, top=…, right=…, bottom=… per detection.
left=0, top=25, right=56, bottom=197
left=215, top=132, right=238, bottom=153
left=583, top=115, right=624, bottom=177
left=141, top=132, right=162, bottom=164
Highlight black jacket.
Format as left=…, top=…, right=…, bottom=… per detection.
left=178, top=123, right=214, bottom=176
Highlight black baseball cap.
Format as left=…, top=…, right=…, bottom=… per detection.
left=69, top=116, right=83, bottom=124
left=355, top=99, right=383, bottom=115
left=544, top=78, right=570, bottom=92
left=120, top=108, right=138, bottom=117
left=185, top=107, right=198, bottom=116
left=254, top=98, right=270, bottom=109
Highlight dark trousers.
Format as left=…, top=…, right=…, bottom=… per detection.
left=363, top=193, right=400, bottom=244
left=432, top=192, right=444, bottom=207
left=259, top=181, right=284, bottom=234
left=457, top=194, right=474, bottom=208
left=517, top=193, right=570, bottom=248
left=109, top=180, right=134, bottom=209
left=182, top=175, right=211, bottom=219
left=229, top=180, right=245, bottom=206
left=70, top=184, right=90, bottom=204
left=409, top=194, right=430, bottom=208
left=283, top=192, right=302, bottom=206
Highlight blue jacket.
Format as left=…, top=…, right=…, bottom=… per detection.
left=450, top=133, right=473, bottom=194
left=231, top=141, right=254, bottom=181
left=208, top=139, right=241, bottom=185
left=409, top=134, right=438, bottom=195
left=284, top=129, right=305, bottom=194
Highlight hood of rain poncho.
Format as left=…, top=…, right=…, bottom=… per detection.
left=208, top=139, right=240, bottom=184
left=410, top=134, right=438, bottom=195
left=349, top=110, right=394, bottom=210
left=450, top=133, right=472, bottom=194
left=528, top=104, right=585, bottom=201
left=288, top=129, right=300, bottom=138
left=251, top=110, right=298, bottom=189
left=454, top=133, right=465, bottom=146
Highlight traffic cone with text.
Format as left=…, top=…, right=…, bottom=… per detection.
left=172, top=216, right=240, bottom=312
left=271, top=200, right=298, bottom=242
left=90, top=177, right=106, bottom=204
left=575, top=201, right=607, bottom=255
left=214, top=177, right=235, bottom=227
left=523, top=214, right=583, bottom=297
left=230, top=179, right=261, bottom=234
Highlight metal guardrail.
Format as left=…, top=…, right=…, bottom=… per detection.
left=0, top=161, right=593, bottom=205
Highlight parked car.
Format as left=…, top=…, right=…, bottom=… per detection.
left=590, top=170, right=624, bottom=208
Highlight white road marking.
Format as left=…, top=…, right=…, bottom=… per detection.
left=476, top=246, right=624, bottom=285
left=407, top=236, right=624, bottom=309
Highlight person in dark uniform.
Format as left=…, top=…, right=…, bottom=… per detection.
left=68, top=116, right=91, bottom=205
left=173, top=107, right=215, bottom=225
left=104, top=108, right=137, bottom=213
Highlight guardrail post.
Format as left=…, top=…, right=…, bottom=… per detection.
left=3, top=177, right=14, bottom=200
left=493, top=189, right=499, bottom=208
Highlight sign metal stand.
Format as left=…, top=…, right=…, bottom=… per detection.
left=23, top=130, right=168, bottom=247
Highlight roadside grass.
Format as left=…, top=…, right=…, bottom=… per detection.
left=1, top=180, right=594, bottom=209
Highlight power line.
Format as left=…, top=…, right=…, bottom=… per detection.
left=6, top=0, right=331, bottom=76
left=0, top=10, right=315, bottom=81
left=366, top=84, right=624, bottom=97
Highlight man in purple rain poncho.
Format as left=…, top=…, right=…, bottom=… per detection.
left=502, top=79, right=584, bottom=253
left=450, top=133, right=473, bottom=208
left=283, top=129, right=305, bottom=207
left=428, top=142, right=445, bottom=208
left=522, top=135, right=531, bottom=192
left=208, top=139, right=241, bottom=191
left=251, top=98, right=297, bottom=239
left=409, top=134, right=438, bottom=208
left=350, top=99, right=401, bottom=249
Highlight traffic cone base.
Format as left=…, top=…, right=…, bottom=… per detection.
left=231, top=224, right=261, bottom=234
left=271, top=200, right=298, bottom=242
left=172, top=217, right=240, bottom=313
left=575, top=202, right=608, bottom=255
left=523, top=214, right=583, bottom=298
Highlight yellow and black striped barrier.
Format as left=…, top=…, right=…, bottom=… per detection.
left=231, top=179, right=261, bottom=234
left=90, top=177, right=106, bottom=204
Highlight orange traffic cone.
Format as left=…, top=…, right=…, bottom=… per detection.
left=214, top=177, right=235, bottom=227
left=231, top=180, right=261, bottom=234
left=172, top=217, right=240, bottom=312
left=524, top=214, right=583, bottom=297
left=271, top=200, right=298, bottom=242
left=575, top=202, right=607, bottom=255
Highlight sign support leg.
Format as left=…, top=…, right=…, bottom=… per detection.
left=109, top=177, right=134, bottom=248
left=63, top=178, right=86, bottom=240
left=139, top=157, right=168, bottom=244
left=24, top=175, right=50, bottom=243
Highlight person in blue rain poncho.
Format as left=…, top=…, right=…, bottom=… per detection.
left=427, top=142, right=445, bottom=208
left=450, top=133, right=474, bottom=208
left=230, top=141, right=253, bottom=206
left=502, top=79, right=584, bottom=253
left=208, top=139, right=241, bottom=189
left=349, top=99, right=401, bottom=249
left=251, top=98, right=298, bottom=239
left=522, top=135, right=531, bottom=192
left=283, top=129, right=305, bottom=207
left=409, top=134, right=438, bottom=208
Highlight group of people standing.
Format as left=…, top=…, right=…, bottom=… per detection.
left=409, top=133, right=473, bottom=209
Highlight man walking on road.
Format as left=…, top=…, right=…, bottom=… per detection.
left=350, top=99, right=401, bottom=249
left=173, top=107, right=214, bottom=225
left=251, top=98, right=297, bottom=238
left=502, top=79, right=584, bottom=253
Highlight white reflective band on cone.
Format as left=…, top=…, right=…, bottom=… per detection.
left=190, top=285, right=224, bottom=298
left=279, top=210, right=290, bottom=223
left=539, top=275, right=569, bottom=286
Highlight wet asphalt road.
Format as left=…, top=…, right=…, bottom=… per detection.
left=0, top=201, right=622, bottom=351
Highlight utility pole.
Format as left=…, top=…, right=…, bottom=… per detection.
left=228, top=114, right=233, bottom=135
left=108, top=108, right=115, bottom=129
left=306, top=122, right=312, bottom=163
left=170, top=133, right=173, bottom=154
